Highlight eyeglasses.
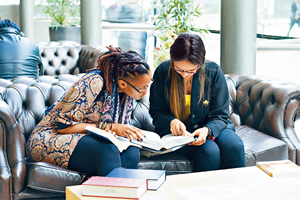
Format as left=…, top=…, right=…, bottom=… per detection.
left=120, top=78, right=153, bottom=93
left=173, top=63, right=199, bottom=74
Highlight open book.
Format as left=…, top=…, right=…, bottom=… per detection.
left=85, top=125, right=195, bottom=154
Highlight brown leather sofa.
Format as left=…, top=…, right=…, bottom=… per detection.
left=1, top=43, right=300, bottom=199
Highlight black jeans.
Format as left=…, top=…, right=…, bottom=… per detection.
left=176, top=128, right=246, bottom=172
left=68, top=135, right=140, bottom=176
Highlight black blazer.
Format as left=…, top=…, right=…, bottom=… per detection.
left=149, top=60, right=234, bottom=138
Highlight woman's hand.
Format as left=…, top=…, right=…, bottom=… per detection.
left=170, top=119, right=188, bottom=136
left=189, top=127, right=209, bottom=146
left=111, top=123, right=145, bottom=141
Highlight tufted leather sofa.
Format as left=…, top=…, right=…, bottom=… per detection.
left=1, top=43, right=300, bottom=199
left=37, top=41, right=107, bottom=76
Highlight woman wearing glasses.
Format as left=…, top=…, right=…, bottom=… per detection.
left=149, top=33, right=246, bottom=172
left=27, top=46, right=152, bottom=176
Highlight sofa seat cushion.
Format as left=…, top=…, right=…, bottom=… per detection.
left=236, top=125, right=288, bottom=166
left=138, top=153, right=194, bottom=175
left=27, top=162, right=86, bottom=193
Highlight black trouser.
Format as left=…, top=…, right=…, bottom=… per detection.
left=68, top=135, right=140, bottom=176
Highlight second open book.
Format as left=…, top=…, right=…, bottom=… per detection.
left=85, top=125, right=195, bottom=154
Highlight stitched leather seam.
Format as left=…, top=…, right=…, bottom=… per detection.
left=32, top=164, right=82, bottom=174
left=27, top=184, right=65, bottom=194
left=31, top=84, right=47, bottom=101
left=0, top=120, right=13, bottom=200
left=289, top=97, right=300, bottom=162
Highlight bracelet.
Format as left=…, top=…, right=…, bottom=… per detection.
left=110, top=122, right=113, bottom=130
left=100, top=122, right=105, bottom=130
left=103, top=122, right=109, bottom=130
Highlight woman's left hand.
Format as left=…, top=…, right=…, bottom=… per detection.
left=189, top=127, right=209, bottom=146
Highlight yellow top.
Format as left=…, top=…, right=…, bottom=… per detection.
left=185, top=95, right=191, bottom=115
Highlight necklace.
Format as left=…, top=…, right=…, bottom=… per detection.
left=187, top=81, right=191, bottom=85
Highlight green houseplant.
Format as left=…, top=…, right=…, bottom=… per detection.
left=153, top=0, right=209, bottom=68
left=40, top=0, right=81, bottom=43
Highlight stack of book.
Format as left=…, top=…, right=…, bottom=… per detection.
left=107, top=167, right=166, bottom=191
left=81, top=176, right=147, bottom=199
left=79, top=168, right=166, bottom=199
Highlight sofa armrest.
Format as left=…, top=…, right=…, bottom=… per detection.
left=291, top=116, right=300, bottom=164
left=226, top=74, right=300, bottom=164
left=0, top=134, right=11, bottom=200
left=0, top=100, right=27, bottom=194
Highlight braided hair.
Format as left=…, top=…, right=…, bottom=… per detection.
left=97, top=45, right=150, bottom=94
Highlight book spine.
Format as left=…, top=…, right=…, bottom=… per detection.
left=257, top=164, right=273, bottom=177
left=82, top=194, right=139, bottom=199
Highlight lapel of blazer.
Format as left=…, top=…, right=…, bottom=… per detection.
left=191, top=72, right=201, bottom=115
left=164, top=77, right=172, bottom=109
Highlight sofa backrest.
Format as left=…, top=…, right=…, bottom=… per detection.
left=2, top=72, right=300, bottom=141
left=37, top=41, right=107, bottom=76
left=0, top=74, right=154, bottom=142
left=38, top=41, right=82, bottom=75
left=226, top=74, right=300, bottom=140
left=0, top=75, right=81, bottom=140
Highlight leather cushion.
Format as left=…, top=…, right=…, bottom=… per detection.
left=236, top=125, right=288, bottom=166
left=27, top=162, right=86, bottom=193
left=138, top=153, right=194, bottom=175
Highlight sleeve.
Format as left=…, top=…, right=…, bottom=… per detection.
left=149, top=63, right=175, bottom=135
left=32, top=43, right=44, bottom=76
left=292, top=2, right=297, bottom=15
left=54, top=72, right=104, bottom=128
left=204, top=63, right=230, bottom=138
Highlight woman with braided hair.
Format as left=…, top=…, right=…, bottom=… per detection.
left=26, top=46, right=152, bottom=176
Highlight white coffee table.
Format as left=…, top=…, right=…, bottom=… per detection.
left=66, top=166, right=300, bottom=200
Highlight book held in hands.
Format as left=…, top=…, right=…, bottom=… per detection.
left=85, top=125, right=142, bottom=153
left=256, top=160, right=300, bottom=177
left=85, top=125, right=195, bottom=154
left=107, top=167, right=166, bottom=190
left=81, top=176, right=147, bottom=199
left=130, top=130, right=195, bottom=153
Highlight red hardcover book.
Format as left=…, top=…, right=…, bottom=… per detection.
left=82, top=176, right=147, bottom=199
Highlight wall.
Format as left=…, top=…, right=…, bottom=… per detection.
left=0, top=5, right=50, bottom=42
left=0, top=5, right=19, bottom=24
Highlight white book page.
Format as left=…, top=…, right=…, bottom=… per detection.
left=85, top=126, right=141, bottom=152
left=117, top=137, right=141, bottom=149
left=130, top=130, right=164, bottom=151
left=131, top=131, right=195, bottom=151
left=162, top=134, right=195, bottom=150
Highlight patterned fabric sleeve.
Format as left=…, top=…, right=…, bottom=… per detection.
left=54, top=72, right=104, bottom=126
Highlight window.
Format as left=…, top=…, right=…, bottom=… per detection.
left=0, top=0, right=19, bottom=5
left=102, top=0, right=155, bottom=59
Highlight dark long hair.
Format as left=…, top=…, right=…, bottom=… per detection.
left=168, top=33, right=206, bottom=121
left=96, top=46, right=150, bottom=94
